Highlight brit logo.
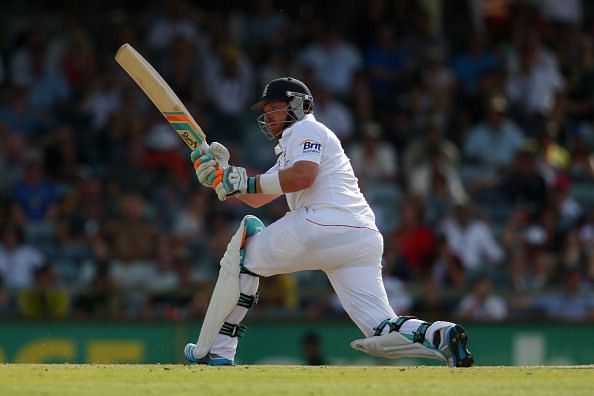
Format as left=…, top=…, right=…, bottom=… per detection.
left=302, top=139, right=321, bottom=153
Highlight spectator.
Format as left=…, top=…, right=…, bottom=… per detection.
left=424, top=170, right=457, bottom=226
left=497, top=149, right=549, bottom=215
left=549, top=174, right=582, bottom=230
left=204, top=44, right=254, bottom=118
left=431, top=234, right=465, bottom=291
left=0, top=223, right=44, bottom=290
left=160, top=37, right=203, bottom=102
left=456, top=275, right=508, bottom=321
left=452, top=34, right=499, bottom=96
left=301, top=332, right=326, bottom=366
left=411, top=278, right=455, bottom=319
left=505, top=39, right=564, bottom=134
left=567, top=129, right=594, bottom=181
left=440, top=201, right=504, bottom=280
left=60, top=28, right=97, bottom=99
left=73, top=260, right=123, bottom=319
left=142, top=236, right=183, bottom=318
left=348, top=121, right=399, bottom=231
left=103, top=194, right=159, bottom=294
left=524, top=122, right=571, bottom=185
left=172, top=192, right=208, bottom=247
left=17, top=264, right=70, bottom=319
left=108, top=145, right=156, bottom=197
left=203, top=43, right=255, bottom=140
left=538, top=0, right=583, bottom=27
left=563, top=62, right=594, bottom=131
left=463, top=95, right=526, bottom=174
left=297, top=24, right=363, bottom=97
left=0, top=85, right=40, bottom=135
left=49, top=220, right=90, bottom=287
left=240, top=0, right=290, bottom=50
left=420, top=47, right=456, bottom=116
left=0, top=133, right=26, bottom=197
left=311, top=85, right=355, bottom=143
left=504, top=206, right=561, bottom=292
left=400, top=7, right=448, bottom=62
left=11, top=150, right=59, bottom=224
left=144, top=0, right=205, bottom=55
left=81, top=73, right=121, bottom=134
left=531, top=267, right=594, bottom=320
left=14, top=35, right=70, bottom=128
left=365, top=22, right=412, bottom=106
left=409, top=144, right=467, bottom=204
left=402, top=113, right=459, bottom=185
left=391, top=196, right=437, bottom=280
left=348, top=121, right=398, bottom=189
left=43, top=125, right=81, bottom=183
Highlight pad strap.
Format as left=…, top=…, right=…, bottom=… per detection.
left=238, top=292, right=259, bottom=308
left=373, top=319, right=391, bottom=336
left=373, top=316, right=417, bottom=336
left=413, top=322, right=431, bottom=344
left=240, top=263, right=259, bottom=277
left=219, top=322, right=247, bottom=338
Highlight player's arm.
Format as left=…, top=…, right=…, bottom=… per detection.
left=277, top=160, right=318, bottom=192
left=226, top=161, right=319, bottom=206
left=229, top=161, right=317, bottom=207
left=191, top=143, right=319, bottom=201
left=235, top=193, right=280, bottom=208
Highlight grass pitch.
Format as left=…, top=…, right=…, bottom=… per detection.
left=0, top=364, right=593, bottom=396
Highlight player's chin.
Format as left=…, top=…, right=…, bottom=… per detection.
left=268, top=124, right=284, bottom=138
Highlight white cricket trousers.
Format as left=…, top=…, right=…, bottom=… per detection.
left=210, top=207, right=396, bottom=360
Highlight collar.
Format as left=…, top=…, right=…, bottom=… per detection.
left=274, top=143, right=283, bottom=155
left=277, top=113, right=316, bottom=147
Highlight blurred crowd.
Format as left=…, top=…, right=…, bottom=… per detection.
left=1, top=0, right=594, bottom=322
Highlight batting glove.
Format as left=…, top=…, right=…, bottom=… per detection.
left=212, top=166, right=257, bottom=201
left=190, top=142, right=230, bottom=188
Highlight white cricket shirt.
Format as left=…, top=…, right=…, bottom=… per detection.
left=267, top=114, right=376, bottom=227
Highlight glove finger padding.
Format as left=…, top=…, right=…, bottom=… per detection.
left=190, top=146, right=209, bottom=162
left=211, top=169, right=224, bottom=187
left=195, top=159, right=217, bottom=187
left=209, top=142, right=230, bottom=168
left=215, top=182, right=228, bottom=201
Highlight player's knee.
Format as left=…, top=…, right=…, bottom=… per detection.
left=238, top=215, right=265, bottom=276
left=242, top=214, right=265, bottom=240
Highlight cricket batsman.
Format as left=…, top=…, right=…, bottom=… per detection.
left=184, top=77, right=474, bottom=367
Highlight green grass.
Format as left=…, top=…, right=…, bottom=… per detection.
left=0, top=364, right=593, bottom=396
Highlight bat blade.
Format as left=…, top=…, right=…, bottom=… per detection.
left=115, top=43, right=207, bottom=151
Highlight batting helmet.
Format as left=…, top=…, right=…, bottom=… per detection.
left=251, top=77, right=314, bottom=119
left=252, top=77, right=314, bottom=139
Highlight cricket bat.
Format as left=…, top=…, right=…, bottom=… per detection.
left=115, top=43, right=207, bottom=151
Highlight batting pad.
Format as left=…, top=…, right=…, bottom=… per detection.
left=194, top=215, right=264, bottom=358
left=351, top=331, right=447, bottom=363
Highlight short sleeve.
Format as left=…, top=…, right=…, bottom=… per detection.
left=285, top=123, right=325, bottom=165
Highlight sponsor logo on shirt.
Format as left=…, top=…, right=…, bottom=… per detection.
left=301, top=139, right=321, bottom=154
